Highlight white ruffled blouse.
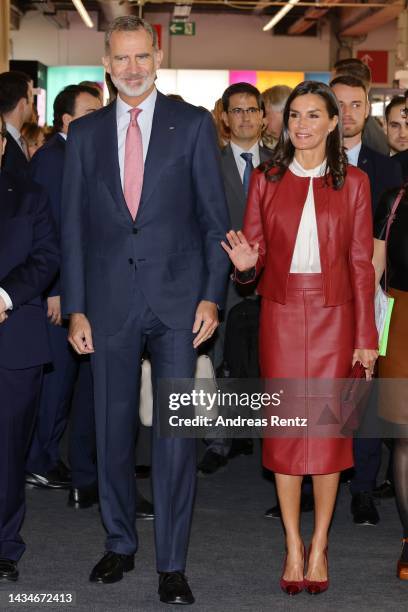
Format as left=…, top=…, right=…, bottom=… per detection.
left=289, top=157, right=327, bottom=273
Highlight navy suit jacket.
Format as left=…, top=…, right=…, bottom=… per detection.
left=61, top=91, right=231, bottom=334
left=357, top=144, right=402, bottom=213
left=220, top=143, right=272, bottom=230
left=1, top=131, right=28, bottom=180
left=30, top=133, right=66, bottom=296
left=0, top=172, right=59, bottom=368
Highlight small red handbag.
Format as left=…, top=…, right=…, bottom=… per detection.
left=341, top=361, right=371, bottom=434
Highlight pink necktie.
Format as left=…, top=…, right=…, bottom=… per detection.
left=124, top=108, right=143, bottom=220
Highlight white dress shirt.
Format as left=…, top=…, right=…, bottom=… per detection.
left=230, top=141, right=261, bottom=183
left=346, top=141, right=362, bottom=167
left=0, top=288, right=12, bottom=311
left=289, top=157, right=327, bottom=274
left=116, top=88, right=157, bottom=188
left=59, top=132, right=67, bottom=141
left=6, top=122, right=26, bottom=155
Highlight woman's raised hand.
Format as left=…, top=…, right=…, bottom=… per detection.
left=221, top=230, right=259, bottom=272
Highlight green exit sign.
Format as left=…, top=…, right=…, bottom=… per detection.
left=169, top=21, right=196, bottom=36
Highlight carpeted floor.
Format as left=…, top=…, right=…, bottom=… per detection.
left=1, top=445, right=406, bottom=612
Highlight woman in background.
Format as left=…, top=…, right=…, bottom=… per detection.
left=373, top=185, right=408, bottom=580
left=21, top=122, right=45, bottom=159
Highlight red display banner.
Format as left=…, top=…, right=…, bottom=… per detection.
left=357, top=50, right=388, bottom=84
left=153, top=24, right=162, bottom=49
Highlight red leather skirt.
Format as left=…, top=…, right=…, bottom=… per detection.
left=259, top=273, right=354, bottom=475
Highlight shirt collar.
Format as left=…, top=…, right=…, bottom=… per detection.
left=289, top=156, right=327, bottom=178
left=59, top=132, right=67, bottom=140
left=346, top=141, right=362, bottom=167
left=116, top=87, right=157, bottom=121
left=230, top=140, right=260, bottom=159
left=6, top=122, right=21, bottom=142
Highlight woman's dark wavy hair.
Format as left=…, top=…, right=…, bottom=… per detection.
left=263, top=80, right=348, bottom=190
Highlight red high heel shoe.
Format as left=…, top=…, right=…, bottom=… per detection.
left=304, top=545, right=329, bottom=595
left=279, top=542, right=306, bottom=596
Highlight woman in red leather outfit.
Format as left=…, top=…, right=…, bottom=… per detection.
left=222, top=81, right=378, bottom=595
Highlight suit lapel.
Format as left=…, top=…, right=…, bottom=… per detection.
left=222, top=144, right=245, bottom=207
left=357, top=145, right=371, bottom=175
left=97, top=101, right=130, bottom=222
left=137, top=92, right=178, bottom=214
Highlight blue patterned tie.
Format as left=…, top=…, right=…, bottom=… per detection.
left=241, top=152, right=254, bottom=198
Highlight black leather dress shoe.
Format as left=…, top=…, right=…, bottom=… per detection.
left=158, top=572, right=194, bottom=604
left=26, top=460, right=71, bottom=489
left=197, top=450, right=227, bottom=475
left=0, top=559, right=18, bottom=582
left=68, top=484, right=98, bottom=509
left=373, top=480, right=395, bottom=499
left=89, top=551, right=135, bottom=583
left=351, top=492, right=379, bottom=525
left=136, top=493, right=154, bottom=520
left=264, top=492, right=314, bottom=519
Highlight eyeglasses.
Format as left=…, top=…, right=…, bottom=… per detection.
left=228, top=107, right=260, bottom=116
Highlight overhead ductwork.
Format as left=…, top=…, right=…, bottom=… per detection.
left=288, top=0, right=342, bottom=36
left=340, top=0, right=403, bottom=37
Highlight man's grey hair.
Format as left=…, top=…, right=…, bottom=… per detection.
left=262, top=85, right=292, bottom=112
left=104, top=16, right=158, bottom=53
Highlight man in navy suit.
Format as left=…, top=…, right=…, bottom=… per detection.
left=331, top=75, right=402, bottom=527
left=0, top=71, right=33, bottom=179
left=394, top=89, right=408, bottom=180
left=0, top=113, right=59, bottom=582
left=26, top=84, right=102, bottom=493
left=61, top=16, right=230, bottom=603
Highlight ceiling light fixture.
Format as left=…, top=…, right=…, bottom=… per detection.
left=263, top=0, right=301, bottom=32
left=71, top=0, right=94, bottom=29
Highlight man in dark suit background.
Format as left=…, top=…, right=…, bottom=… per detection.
left=198, top=82, right=270, bottom=474
left=0, top=113, right=59, bottom=582
left=331, top=58, right=390, bottom=156
left=331, top=75, right=402, bottom=527
left=0, top=71, right=33, bottom=179
left=26, top=84, right=102, bottom=495
left=61, top=16, right=230, bottom=604
left=394, top=89, right=408, bottom=180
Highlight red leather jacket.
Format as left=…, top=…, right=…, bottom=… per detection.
left=242, top=164, right=378, bottom=349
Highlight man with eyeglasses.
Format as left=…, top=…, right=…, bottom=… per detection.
left=0, top=113, right=59, bottom=582
left=198, top=82, right=270, bottom=475
left=0, top=71, right=33, bottom=179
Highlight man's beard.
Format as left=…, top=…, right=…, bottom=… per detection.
left=343, top=124, right=364, bottom=139
left=111, top=72, right=155, bottom=98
